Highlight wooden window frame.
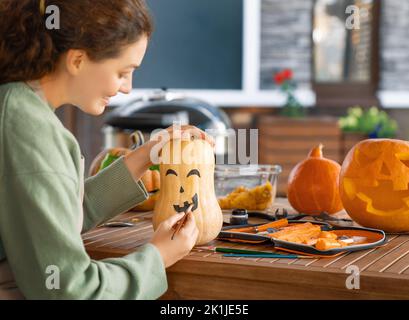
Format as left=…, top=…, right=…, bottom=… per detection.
left=312, top=0, right=381, bottom=108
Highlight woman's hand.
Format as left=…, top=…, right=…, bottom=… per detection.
left=149, top=211, right=199, bottom=268
left=151, top=124, right=215, bottom=148
left=123, top=124, right=215, bottom=181
left=146, top=124, right=215, bottom=167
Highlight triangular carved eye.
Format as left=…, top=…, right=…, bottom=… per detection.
left=355, top=149, right=378, bottom=166
left=396, top=153, right=409, bottom=168
left=380, top=163, right=391, bottom=175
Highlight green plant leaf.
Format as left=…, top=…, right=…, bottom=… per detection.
left=149, top=164, right=160, bottom=171
left=339, top=106, right=398, bottom=138
left=99, top=153, right=120, bottom=171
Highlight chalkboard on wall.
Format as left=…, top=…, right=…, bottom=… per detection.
left=132, top=0, right=243, bottom=90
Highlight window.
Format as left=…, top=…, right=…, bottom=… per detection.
left=132, top=0, right=243, bottom=90
left=312, top=0, right=380, bottom=107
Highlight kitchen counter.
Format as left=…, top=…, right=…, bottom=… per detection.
left=83, top=198, right=409, bottom=299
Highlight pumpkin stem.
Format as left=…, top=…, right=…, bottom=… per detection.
left=308, top=144, right=323, bottom=158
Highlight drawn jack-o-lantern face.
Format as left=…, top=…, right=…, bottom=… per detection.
left=339, top=139, right=409, bottom=232
left=165, top=167, right=200, bottom=213
left=152, top=139, right=223, bottom=245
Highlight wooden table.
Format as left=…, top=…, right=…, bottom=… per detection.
left=83, top=199, right=409, bottom=299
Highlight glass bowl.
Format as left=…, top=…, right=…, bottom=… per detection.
left=214, top=164, right=282, bottom=211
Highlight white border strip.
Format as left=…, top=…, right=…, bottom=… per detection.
left=110, top=89, right=316, bottom=107
left=242, top=0, right=261, bottom=94
left=379, top=91, right=409, bottom=108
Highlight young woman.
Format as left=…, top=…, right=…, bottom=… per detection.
left=0, top=0, right=213, bottom=299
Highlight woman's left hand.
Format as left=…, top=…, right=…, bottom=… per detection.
left=145, top=124, right=215, bottom=166
left=123, top=124, right=215, bottom=181
left=150, top=124, right=215, bottom=147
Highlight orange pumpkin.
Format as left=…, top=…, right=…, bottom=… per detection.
left=133, top=170, right=160, bottom=211
left=339, top=139, right=409, bottom=232
left=287, top=144, right=343, bottom=215
left=132, top=192, right=159, bottom=212
left=140, top=169, right=160, bottom=192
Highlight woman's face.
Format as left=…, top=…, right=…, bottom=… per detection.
left=67, top=35, right=148, bottom=115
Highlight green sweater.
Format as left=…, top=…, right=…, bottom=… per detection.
left=0, top=82, right=167, bottom=299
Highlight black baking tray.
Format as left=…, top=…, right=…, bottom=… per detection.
left=218, top=220, right=387, bottom=257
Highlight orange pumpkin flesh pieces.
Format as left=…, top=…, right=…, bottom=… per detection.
left=287, top=144, right=343, bottom=215
left=339, top=139, right=409, bottom=232
left=140, top=169, right=160, bottom=192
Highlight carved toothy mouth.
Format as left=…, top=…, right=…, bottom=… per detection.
left=344, top=179, right=409, bottom=215
left=173, top=194, right=198, bottom=213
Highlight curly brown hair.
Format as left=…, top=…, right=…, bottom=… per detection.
left=0, top=0, right=153, bottom=85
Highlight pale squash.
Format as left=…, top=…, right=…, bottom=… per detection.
left=152, top=138, right=223, bottom=245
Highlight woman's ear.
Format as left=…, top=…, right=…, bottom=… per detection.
left=65, top=49, right=87, bottom=75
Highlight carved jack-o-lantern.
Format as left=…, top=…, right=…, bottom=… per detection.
left=152, top=139, right=223, bottom=245
left=339, top=139, right=409, bottom=232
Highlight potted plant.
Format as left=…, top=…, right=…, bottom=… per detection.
left=339, top=106, right=398, bottom=157
left=274, top=69, right=305, bottom=118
